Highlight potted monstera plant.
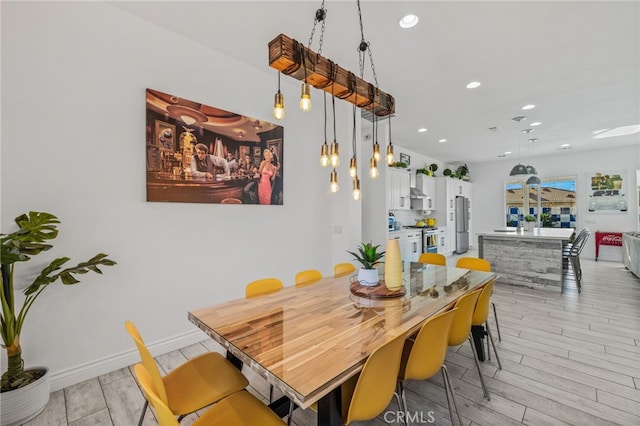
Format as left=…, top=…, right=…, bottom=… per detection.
left=347, top=242, right=385, bottom=286
left=1, top=211, right=116, bottom=425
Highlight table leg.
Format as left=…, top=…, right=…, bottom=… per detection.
left=471, top=325, right=486, bottom=362
left=317, top=386, right=342, bottom=426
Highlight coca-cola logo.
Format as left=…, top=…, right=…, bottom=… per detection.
left=600, top=235, right=622, bottom=244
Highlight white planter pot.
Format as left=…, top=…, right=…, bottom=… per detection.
left=1, top=367, right=50, bottom=426
left=358, top=268, right=379, bottom=286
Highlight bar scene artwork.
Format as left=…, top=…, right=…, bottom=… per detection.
left=146, top=89, right=284, bottom=205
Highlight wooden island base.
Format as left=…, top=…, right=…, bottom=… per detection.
left=478, top=228, right=575, bottom=289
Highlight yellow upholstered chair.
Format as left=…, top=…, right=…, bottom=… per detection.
left=455, top=257, right=501, bottom=341
left=333, top=262, right=356, bottom=278
left=244, top=278, right=285, bottom=406
left=455, top=257, right=490, bottom=272
left=341, top=331, right=408, bottom=425
left=472, top=281, right=502, bottom=370
left=447, top=289, right=491, bottom=400
left=294, top=269, right=323, bottom=287
left=245, top=278, right=284, bottom=298
left=418, top=252, right=447, bottom=266
left=125, top=321, right=249, bottom=426
left=134, top=364, right=284, bottom=426
left=397, top=308, right=462, bottom=426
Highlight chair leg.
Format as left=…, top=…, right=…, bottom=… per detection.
left=441, top=365, right=464, bottom=426
left=486, top=322, right=502, bottom=370
left=287, top=401, right=294, bottom=426
left=137, top=399, right=148, bottom=426
left=467, top=336, right=491, bottom=400
left=396, top=381, right=408, bottom=426
left=492, top=301, right=501, bottom=341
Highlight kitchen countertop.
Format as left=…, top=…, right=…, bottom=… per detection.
left=478, top=227, right=575, bottom=240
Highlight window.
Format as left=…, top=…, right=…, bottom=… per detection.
left=505, top=176, right=576, bottom=228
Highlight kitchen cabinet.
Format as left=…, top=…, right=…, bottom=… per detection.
left=412, top=174, right=437, bottom=210
left=438, top=226, right=449, bottom=254
left=387, top=168, right=411, bottom=210
left=404, top=230, right=422, bottom=262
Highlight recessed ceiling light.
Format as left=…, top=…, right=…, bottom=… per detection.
left=530, top=122, right=542, bottom=126
left=418, top=128, right=428, bottom=133
left=438, top=139, right=447, bottom=143
left=504, top=151, right=512, bottom=155
left=560, top=143, right=571, bottom=148
left=522, top=104, right=536, bottom=110
left=399, top=14, right=419, bottom=29
left=466, top=81, right=481, bottom=89
left=521, top=128, right=534, bottom=134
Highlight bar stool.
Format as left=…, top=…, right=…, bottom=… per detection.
left=562, top=228, right=590, bottom=293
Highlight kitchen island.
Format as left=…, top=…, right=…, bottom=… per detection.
left=477, top=227, right=575, bottom=289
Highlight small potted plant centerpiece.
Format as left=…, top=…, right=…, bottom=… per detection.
left=1, top=211, right=116, bottom=426
left=524, top=214, right=536, bottom=231
left=347, top=242, right=385, bottom=286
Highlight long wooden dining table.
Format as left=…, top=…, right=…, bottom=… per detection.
left=188, top=262, right=496, bottom=426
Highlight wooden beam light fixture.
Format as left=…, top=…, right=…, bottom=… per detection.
left=268, top=34, right=395, bottom=118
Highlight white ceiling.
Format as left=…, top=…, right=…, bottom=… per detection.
left=112, top=1, right=639, bottom=165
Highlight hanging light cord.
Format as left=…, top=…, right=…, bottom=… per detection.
left=323, top=92, right=327, bottom=143
left=332, top=89, right=337, bottom=142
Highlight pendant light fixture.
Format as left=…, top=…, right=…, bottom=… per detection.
left=273, top=71, right=284, bottom=120
left=351, top=103, right=360, bottom=200
left=330, top=168, right=339, bottom=193
left=386, top=110, right=395, bottom=165
left=509, top=116, right=529, bottom=176
left=299, top=53, right=312, bottom=111
left=329, top=89, right=339, bottom=167
left=320, top=92, right=329, bottom=166
left=369, top=114, right=379, bottom=178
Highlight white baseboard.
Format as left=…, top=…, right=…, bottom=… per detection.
left=50, top=329, right=209, bottom=392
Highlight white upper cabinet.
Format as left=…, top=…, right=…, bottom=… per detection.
left=387, top=168, right=411, bottom=210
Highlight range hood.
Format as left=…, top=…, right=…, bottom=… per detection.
left=410, top=187, right=427, bottom=198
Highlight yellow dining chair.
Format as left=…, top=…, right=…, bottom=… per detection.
left=333, top=262, right=356, bottom=278
left=341, top=331, right=409, bottom=425
left=418, top=252, right=447, bottom=266
left=245, top=277, right=284, bottom=298
left=455, top=257, right=501, bottom=341
left=472, top=281, right=502, bottom=370
left=397, top=308, right=462, bottom=426
left=244, top=278, right=285, bottom=407
left=134, top=364, right=284, bottom=426
left=447, top=289, right=491, bottom=400
left=295, top=269, right=323, bottom=287
left=125, top=321, right=249, bottom=426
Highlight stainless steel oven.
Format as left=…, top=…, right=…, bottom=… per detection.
left=423, top=228, right=438, bottom=254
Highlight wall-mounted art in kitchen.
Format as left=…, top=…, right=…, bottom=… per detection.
left=145, top=88, right=284, bottom=205
left=587, top=170, right=627, bottom=213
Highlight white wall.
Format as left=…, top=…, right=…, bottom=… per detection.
left=1, top=1, right=360, bottom=390
left=470, top=145, right=640, bottom=261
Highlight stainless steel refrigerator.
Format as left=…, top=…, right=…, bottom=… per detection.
left=455, top=196, right=470, bottom=254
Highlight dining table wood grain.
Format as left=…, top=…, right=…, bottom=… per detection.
left=188, top=262, right=496, bottom=423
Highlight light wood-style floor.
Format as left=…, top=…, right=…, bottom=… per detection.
left=25, top=257, right=640, bottom=426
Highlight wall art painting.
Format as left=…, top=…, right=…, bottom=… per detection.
left=587, top=170, right=627, bottom=213
left=146, top=88, right=284, bottom=205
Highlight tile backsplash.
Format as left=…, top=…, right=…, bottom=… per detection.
left=390, top=209, right=434, bottom=228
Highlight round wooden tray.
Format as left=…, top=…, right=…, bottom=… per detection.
left=349, top=280, right=406, bottom=299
